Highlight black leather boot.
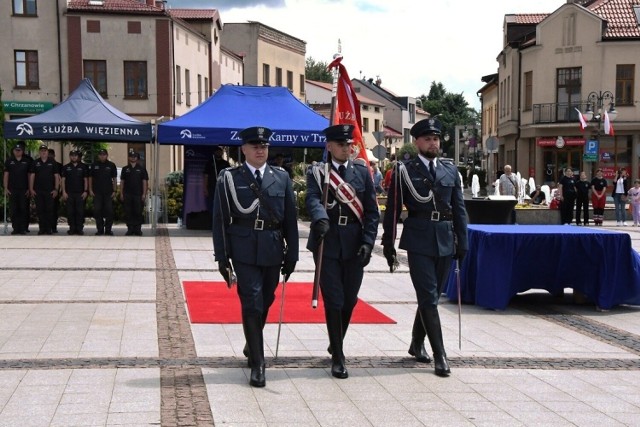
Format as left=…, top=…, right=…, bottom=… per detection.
left=408, top=308, right=431, bottom=363
left=325, top=308, right=348, bottom=379
left=422, top=306, right=450, bottom=377
left=242, top=313, right=266, bottom=387
left=243, top=311, right=268, bottom=366
left=327, top=307, right=353, bottom=355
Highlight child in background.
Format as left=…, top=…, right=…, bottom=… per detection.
left=629, top=179, right=640, bottom=226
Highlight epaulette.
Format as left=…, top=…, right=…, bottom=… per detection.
left=353, top=161, right=368, bottom=169
left=439, top=157, right=455, bottom=165
left=271, top=165, right=285, bottom=172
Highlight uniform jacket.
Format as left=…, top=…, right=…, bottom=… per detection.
left=212, top=163, right=299, bottom=267
left=381, top=156, right=468, bottom=257
left=305, top=160, right=379, bottom=259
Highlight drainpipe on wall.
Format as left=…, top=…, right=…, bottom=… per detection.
left=55, top=0, right=63, bottom=103
left=515, top=44, right=522, bottom=173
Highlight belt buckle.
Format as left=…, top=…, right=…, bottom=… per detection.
left=431, top=211, right=440, bottom=222
left=338, top=215, right=348, bottom=226
left=254, top=219, right=264, bottom=230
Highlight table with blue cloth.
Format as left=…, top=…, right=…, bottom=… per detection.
left=445, top=225, right=640, bottom=310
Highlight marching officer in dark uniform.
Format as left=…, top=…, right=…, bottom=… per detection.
left=382, top=118, right=468, bottom=377
left=61, top=149, right=90, bottom=235
left=3, top=143, right=33, bottom=235
left=29, top=145, right=61, bottom=235
left=212, top=126, right=298, bottom=388
left=120, top=150, right=148, bottom=236
left=305, top=124, right=379, bottom=379
left=89, top=149, right=118, bottom=235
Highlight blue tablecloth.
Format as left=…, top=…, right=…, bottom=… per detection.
left=445, top=225, right=640, bottom=310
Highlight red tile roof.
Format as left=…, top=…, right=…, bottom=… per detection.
left=67, top=0, right=164, bottom=15
left=589, top=0, right=640, bottom=38
left=167, top=9, right=219, bottom=20
left=511, top=0, right=640, bottom=39
left=514, top=14, right=549, bottom=25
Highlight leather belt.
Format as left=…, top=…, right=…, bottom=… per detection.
left=230, top=217, right=281, bottom=230
left=328, top=213, right=359, bottom=225
left=408, top=211, right=453, bottom=221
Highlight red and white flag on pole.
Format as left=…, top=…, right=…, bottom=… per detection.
left=603, top=109, right=615, bottom=136
left=575, top=107, right=588, bottom=131
left=327, top=56, right=370, bottom=166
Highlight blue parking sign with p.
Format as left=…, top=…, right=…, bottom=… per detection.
left=586, top=139, right=598, bottom=155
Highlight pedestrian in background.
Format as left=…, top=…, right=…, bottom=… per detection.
left=612, top=168, right=630, bottom=226
left=575, top=171, right=592, bottom=226
left=120, top=150, right=148, bottom=236
left=628, top=179, right=640, bottom=226
left=382, top=118, right=468, bottom=377
left=590, top=169, right=607, bottom=226
left=212, top=126, right=298, bottom=388
left=557, top=167, right=577, bottom=225
left=3, top=143, right=32, bottom=235
left=89, top=149, right=118, bottom=235
left=306, top=124, right=379, bottom=379
left=61, top=149, right=89, bottom=235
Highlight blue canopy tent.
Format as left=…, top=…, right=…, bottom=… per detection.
left=157, top=85, right=329, bottom=229
left=2, top=78, right=153, bottom=233
left=157, top=85, right=329, bottom=147
left=4, top=78, right=152, bottom=141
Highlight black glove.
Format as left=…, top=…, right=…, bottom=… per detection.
left=383, top=245, right=397, bottom=271
left=357, top=244, right=373, bottom=266
left=281, top=260, right=296, bottom=282
left=453, top=247, right=467, bottom=263
left=313, top=219, right=330, bottom=244
left=218, top=259, right=234, bottom=287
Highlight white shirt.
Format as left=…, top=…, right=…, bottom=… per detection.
left=245, top=163, right=267, bottom=179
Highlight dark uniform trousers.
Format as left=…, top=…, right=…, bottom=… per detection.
left=35, top=191, right=55, bottom=233
left=305, top=161, right=379, bottom=378
left=10, top=191, right=30, bottom=233
left=212, top=164, right=299, bottom=386
left=382, top=157, right=468, bottom=375
left=93, top=193, right=114, bottom=233
left=124, top=194, right=144, bottom=232
left=66, top=193, right=85, bottom=233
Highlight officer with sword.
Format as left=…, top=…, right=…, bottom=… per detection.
left=306, top=124, right=379, bottom=379
left=381, top=118, right=468, bottom=377
left=212, top=126, right=298, bottom=388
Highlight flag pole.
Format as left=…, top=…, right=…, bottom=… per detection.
left=311, top=48, right=341, bottom=309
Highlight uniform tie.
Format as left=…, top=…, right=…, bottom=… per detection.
left=429, top=160, right=436, bottom=181
left=338, top=164, right=346, bottom=179
left=255, top=169, right=262, bottom=186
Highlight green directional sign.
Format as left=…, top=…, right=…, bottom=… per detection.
left=3, top=100, right=53, bottom=114
left=583, top=153, right=597, bottom=162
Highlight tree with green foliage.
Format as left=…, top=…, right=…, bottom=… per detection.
left=305, top=57, right=332, bottom=83
left=416, top=82, right=479, bottom=159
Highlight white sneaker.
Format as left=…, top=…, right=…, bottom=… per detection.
left=617, top=221, right=622, bottom=226
left=623, top=222, right=629, bottom=226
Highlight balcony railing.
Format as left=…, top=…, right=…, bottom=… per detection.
left=532, top=102, right=590, bottom=124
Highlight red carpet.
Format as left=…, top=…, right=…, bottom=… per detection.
left=183, top=281, right=396, bottom=324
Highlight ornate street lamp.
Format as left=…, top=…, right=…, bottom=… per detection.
left=583, top=90, right=617, bottom=127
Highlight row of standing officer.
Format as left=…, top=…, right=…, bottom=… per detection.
left=212, top=118, right=469, bottom=388
left=3, top=144, right=147, bottom=236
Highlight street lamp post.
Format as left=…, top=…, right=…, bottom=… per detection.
left=582, top=90, right=617, bottom=174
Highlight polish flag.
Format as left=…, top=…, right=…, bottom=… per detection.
left=327, top=56, right=370, bottom=167
left=575, top=107, right=588, bottom=131
left=603, top=109, right=615, bottom=136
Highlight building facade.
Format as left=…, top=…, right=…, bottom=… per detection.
left=497, top=0, right=640, bottom=186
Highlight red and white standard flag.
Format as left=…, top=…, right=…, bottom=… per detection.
left=327, top=56, right=370, bottom=166
left=603, top=109, right=615, bottom=136
left=575, top=107, right=588, bottom=131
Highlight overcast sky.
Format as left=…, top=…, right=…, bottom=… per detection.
left=167, top=0, right=566, bottom=110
